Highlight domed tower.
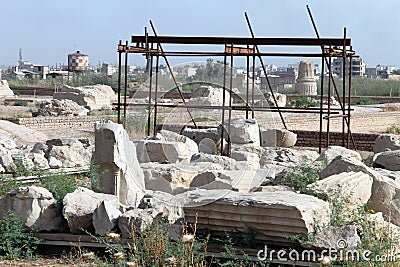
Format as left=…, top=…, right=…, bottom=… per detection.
left=68, top=51, right=89, bottom=72
left=295, top=61, right=317, bottom=95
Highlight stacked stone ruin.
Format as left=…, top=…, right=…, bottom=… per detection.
left=2, top=119, right=400, bottom=253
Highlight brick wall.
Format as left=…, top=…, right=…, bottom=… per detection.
left=293, top=130, right=378, bottom=151
left=10, top=116, right=117, bottom=130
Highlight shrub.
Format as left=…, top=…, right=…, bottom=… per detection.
left=0, top=175, right=18, bottom=196
left=0, top=211, right=41, bottom=259
left=328, top=195, right=400, bottom=266
left=13, top=100, right=28, bottom=107
left=38, top=172, right=80, bottom=202
left=386, top=125, right=400, bottom=134
left=292, top=97, right=320, bottom=108
left=281, top=160, right=325, bottom=196
left=351, top=97, right=376, bottom=105
left=82, top=218, right=208, bottom=266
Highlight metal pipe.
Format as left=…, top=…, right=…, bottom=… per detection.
left=342, top=27, right=347, bottom=147
left=131, top=35, right=351, bottom=46
left=221, top=55, right=227, bottom=155
left=227, top=45, right=234, bottom=157
left=149, top=20, right=197, bottom=128
left=245, top=12, right=287, bottom=129
left=117, top=40, right=122, bottom=124
left=327, top=51, right=332, bottom=146
left=123, top=103, right=341, bottom=114
left=147, top=55, right=153, bottom=136
left=246, top=45, right=250, bottom=119
left=123, top=40, right=129, bottom=128
left=145, top=27, right=152, bottom=136
left=153, top=47, right=160, bottom=135
left=142, top=51, right=326, bottom=57
left=319, top=55, right=325, bottom=153
left=348, top=53, right=353, bottom=148
left=251, top=46, right=255, bottom=119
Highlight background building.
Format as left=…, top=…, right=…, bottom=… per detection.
left=332, top=57, right=366, bottom=78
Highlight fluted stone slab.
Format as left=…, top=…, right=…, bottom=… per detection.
left=175, top=190, right=330, bottom=243
left=311, top=171, right=373, bottom=204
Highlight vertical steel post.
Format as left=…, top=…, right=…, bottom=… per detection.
left=123, top=41, right=129, bottom=128
left=117, top=40, right=122, bottom=124
left=147, top=55, right=153, bottom=136
left=319, top=54, right=325, bottom=153
left=227, top=44, right=234, bottom=157
left=220, top=54, right=227, bottom=155
left=342, top=27, right=347, bottom=147
left=348, top=50, right=353, bottom=148
left=145, top=27, right=152, bottom=136
left=251, top=46, right=255, bottom=119
left=153, top=47, right=160, bottom=136
left=246, top=45, right=250, bottom=119
left=327, top=49, right=332, bottom=147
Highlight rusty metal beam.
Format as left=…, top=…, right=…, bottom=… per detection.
left=132, top=36, right=351, bottom=47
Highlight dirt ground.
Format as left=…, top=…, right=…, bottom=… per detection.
left=0, top=258, right=78, bottom=267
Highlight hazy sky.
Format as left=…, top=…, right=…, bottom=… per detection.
left=1, top=0, right=399, bottom=68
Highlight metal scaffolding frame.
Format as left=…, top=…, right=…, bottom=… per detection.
left=116, top=10, right=357, bottom=154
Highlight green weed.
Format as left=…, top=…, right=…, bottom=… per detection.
left=386, top=125, right=400, bottom=134
left=0, top=211, right=41, bottom=260
left=281, top=160, right=325, bottom=197
left=351, top=97, right=376, bottom=105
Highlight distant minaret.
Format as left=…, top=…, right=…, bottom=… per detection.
left=18, top=48, right=23, bottom=69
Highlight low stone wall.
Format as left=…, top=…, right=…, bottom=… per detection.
left=9, top=115, right=117, bottom=130
left=293, top=130, right=378, bottom=151
left=156, top=125, right=378, bottom=152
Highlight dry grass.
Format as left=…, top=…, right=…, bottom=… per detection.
left=383, top=104, right=400, bottom=112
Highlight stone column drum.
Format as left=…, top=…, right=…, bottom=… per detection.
left=295, top=61, right=317, bottom=95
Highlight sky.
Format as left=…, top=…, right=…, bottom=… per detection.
left=1, top=0, right=400, bottom=68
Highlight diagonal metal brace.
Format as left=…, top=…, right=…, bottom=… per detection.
left=306, top=5, right=357, bottom=150
left=244, top=12, right=287, bottom=129
left=149, top=20, right=197, bottom=128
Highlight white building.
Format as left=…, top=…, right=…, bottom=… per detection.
left=332, top=57, right=366, bottom=78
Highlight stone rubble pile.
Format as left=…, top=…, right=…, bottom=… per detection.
left=187, top=85, right=224, bottom=106
left=255, top=92, right=287, bottom=108
left=37, top=99, right=89, bottom=117
left=2, top=122, right=400, bottom=251
left=53, top=84, right=116, bottom=110
left=0, top=135, right=93, bottom=173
